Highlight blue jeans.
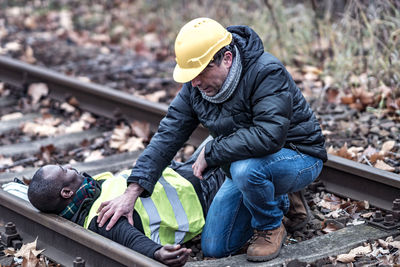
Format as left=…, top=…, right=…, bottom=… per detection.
left=201, top=148, right=323, bottom=258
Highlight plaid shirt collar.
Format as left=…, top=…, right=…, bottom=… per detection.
left=59, top=173, right=98, bottom=220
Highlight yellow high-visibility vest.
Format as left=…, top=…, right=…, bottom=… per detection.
left=84, top=168, right=205, bottom=245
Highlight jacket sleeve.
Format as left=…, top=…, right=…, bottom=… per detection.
left=205, top=64, right=292, bottom=166
left=88, top=216, right=162, bottom=259
left=128, top=85, right=200, bottom=196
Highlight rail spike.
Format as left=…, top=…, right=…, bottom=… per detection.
left=73, top=256, right=85, bottom=267
left=367, top=199, right=400, bottom=230
left=0, top=222, right=23, bottom=249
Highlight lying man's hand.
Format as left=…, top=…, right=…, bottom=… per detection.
left=154, top=244, right=191, bottom=267
left=97, top=183, right=144, bottom=230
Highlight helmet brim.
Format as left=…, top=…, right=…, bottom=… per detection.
left=173, top=63, right=208, bottom=83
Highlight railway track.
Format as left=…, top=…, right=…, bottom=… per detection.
left=1, top=55, right=400, bottom=266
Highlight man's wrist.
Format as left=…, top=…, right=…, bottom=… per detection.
left=126, top=182, right=144, bottom=195
left=153, top=247, right=162, bottom=261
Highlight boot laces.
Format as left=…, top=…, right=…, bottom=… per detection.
left=250, top=230, right=273, bottom=244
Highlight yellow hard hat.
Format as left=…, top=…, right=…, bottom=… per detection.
left=173, top=18, right=232, bottom=83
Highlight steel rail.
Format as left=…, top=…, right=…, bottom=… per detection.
left=0, top=190, right=164, bottom=267
left=0, top=55, right=208, bottom=146
left=1, top=57, right=400, bottom=210
left=320, top=154, right=400, bottom=211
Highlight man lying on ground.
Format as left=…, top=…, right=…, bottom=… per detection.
left=26, top=160, right=225, bottom=266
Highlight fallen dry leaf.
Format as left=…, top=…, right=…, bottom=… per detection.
left=130, top=121, right=150, bottom=140
left=24, top=16, right=37, bottom=30
left=348, top=146, right=364, bottom=156
left=302, top=65, right=323, bottom=75
left=21, top=45, right=36, bottom=64
left=325, top=209, right=342, bottom=218
left=5, top=41, right=21, bottom=52
left=80, top=112, right=96, bottom=124
left=378, top=239, right=389, bottom=249
left=1, top=112, right=23, bottom=121
left=327, top=146, right=336, bottom=154
left=388, top=240, right=400, bottom=250
left=304, top=72, right=319, bottom=81
left=335, top=143, right=356, bottom=160
left=349, top=244, right=372, bottom=255
left=10, top=165, right=25, bottom=172
left=65, top=120, right=85, bottom=133
left=341, top=94, right=355, bottom=105
left=318, top=194, right=343, bottom=211
left=336, top=244, right=372, bottom=262
left=381, top=140, right=396, bottom=153
left=39, top=144, right=56, bottom=163
left=4, top=247, right=15, bottom=256
left=77, top=76, right=91, bottom=83
left=112, top=124, right=130, bottom=140
left=341, top=200, right=369, bottom=215
left=15, top=237, right=45, bottom=258
left=60, top=102, right=76, bottom=113
left=119, top=136, right=144, bottom=152
left=349, top=101, right=364, bottom=111
left=68, top=96, right=80, bottom=107
left=109, top=123, right=132, bottom=149
left=363, top=146, right=377, bottom=157
left=144, top=90, right=166, bottom=102
left=22, top=122, right=58, bottom=136
left=375, top=160, right=395, bottom=172
left=322, top=221, right=342, bottom=233
left=360, top=212, right=374, bottom=219
left=22, top=250, right=39, bottom=267
left=84, top=150, right=104, bottom=162
left=369, top=152, right=384, bottom=164
left=27, top=83, right=48, bottom=104
left=372, top=247, right=390, bottom=257
left=22, top=116, right=63, bottom=136
left=336, top=253, right=356, bottom=263
left=359, top=91, right=375, bottom=106
left=59, top=10, right=73, bottom=30
left=0, top=155, right=13, bottom=166
left=346, top=219, right=365, bottom=226
left=326, top=88, right=339, bottom=103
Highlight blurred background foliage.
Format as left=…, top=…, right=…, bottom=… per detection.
left=1, top=0, right=399, bottom=98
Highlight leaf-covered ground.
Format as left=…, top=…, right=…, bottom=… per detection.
left=1, top=3, right=399, bottom=173
left=0, top=2, right=400, bottom=266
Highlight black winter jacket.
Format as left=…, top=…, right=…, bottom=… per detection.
left=128, top=25, right=327, bottom=196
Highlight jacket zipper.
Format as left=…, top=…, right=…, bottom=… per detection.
left=289, top=142, right=301, bottom=155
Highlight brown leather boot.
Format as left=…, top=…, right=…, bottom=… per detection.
left=246, top=223, right=287, bottom=262
left=283, top=190, right=311, bottom=233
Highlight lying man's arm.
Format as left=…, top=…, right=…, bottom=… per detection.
left=89, top=216, right=191, bottom=266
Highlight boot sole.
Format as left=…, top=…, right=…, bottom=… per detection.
left=246, top=231, right=287, bottom=262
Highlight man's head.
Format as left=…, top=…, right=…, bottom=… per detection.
left=28, top=165, right=83, bottom=213
left=173, top=18, right=235, bottom=96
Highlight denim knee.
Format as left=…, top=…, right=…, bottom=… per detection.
left=230, top=160, right=249, bottom=188
left=230, top=160, right=270, bottom=191
left=201, top=238, right=228, bottom=258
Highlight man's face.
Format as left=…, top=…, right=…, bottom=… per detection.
left=191, top=51, right=233, bottom=97
left=42, top=164, right=82, bottom=189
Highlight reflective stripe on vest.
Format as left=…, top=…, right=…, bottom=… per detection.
left=84, top=168, right=204, bottom=245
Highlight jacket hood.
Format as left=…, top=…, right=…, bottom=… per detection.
left=227, top=25, right=264, bottom=70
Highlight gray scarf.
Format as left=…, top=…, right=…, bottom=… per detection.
left=200, top=45, right=242, bottom=104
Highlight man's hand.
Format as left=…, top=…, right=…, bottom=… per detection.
left=192, top=147, right=208, bottom=179
left=96, top=183, right=144, bottom=231
left=154, top=244, right=191, bottom=267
